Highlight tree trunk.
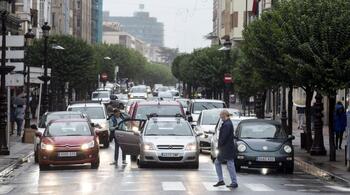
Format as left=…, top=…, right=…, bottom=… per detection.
left=272, top=90, right=276, bottom=120
left=287, top=86, right=293, bottom=135
left=328, top=94, right=336, bottom=161
left=305, top=87, right=313, bottom=151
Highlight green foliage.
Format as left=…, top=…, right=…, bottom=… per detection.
left=143, top=63, right=177, bottom=86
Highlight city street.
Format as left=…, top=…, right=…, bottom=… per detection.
left=1, top=145, right=350, bottom=195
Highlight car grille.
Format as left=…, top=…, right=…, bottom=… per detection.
left=158, top=156, right=183, bottom=161
left=157, top=145, right=184, bottom=150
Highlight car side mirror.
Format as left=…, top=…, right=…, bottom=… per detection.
left=35, top=132, right=42, bottom=138
left=187, top=116, right=193, bottom=123
left=186, top=111, right=191, bottom=115
left=288, top=135, right=295, bottom=140
left=196, top=132, right=203, bottom=137
left=233, top=135, right=238, bottom=139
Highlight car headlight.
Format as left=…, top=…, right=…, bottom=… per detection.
left=81, top=141, right=95, bottom=150
left=41, top=142, right=54, bottom=151
left=185, top=143, right=197, bottom=151
left=129, top=94, right=134, bottom=98
left=143, top=143, right=156, bottom=151
left=283, top=145, right=292, bottom=153
left=237, top=144, right=247, bottom=152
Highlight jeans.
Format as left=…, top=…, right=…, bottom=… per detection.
left=15, top=118, right=23, bottom=136
left=114, top=133, right=126, bottom=162
left=214, top=158, right=237, bottom=185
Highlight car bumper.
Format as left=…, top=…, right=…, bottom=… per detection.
left=235, top=153, right=293, bottom=168
left=39, top=148, right=99, bottom=165
left=140, top=150, right=198, bottom=164
left=199, top=135, right=212, bottom=150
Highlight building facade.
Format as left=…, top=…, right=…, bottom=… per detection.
left=73, top=0, right=91, bottom=43
left=51, top=0, right=73, bottom=35
left=31, top=0, right=52, bottom=38
left=91, top=0, right=102, bottom=43
left=104, top=10, right=164, bottom=47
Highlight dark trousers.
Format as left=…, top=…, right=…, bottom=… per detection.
left=113, top=132, right=126, bottom=162
left=335, top=131, right=344, bottom=149
left=15, top=118, right=23, bottom=136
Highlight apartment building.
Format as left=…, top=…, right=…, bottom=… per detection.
left=51, top=0, right=73, bottom=35
left=73, top=0, right=91, bottom=43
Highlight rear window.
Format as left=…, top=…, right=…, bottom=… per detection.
left=68, top=107, right=105, bottom=119
left=193, top=102, right=225, bottom=114
left=135, top=105, right=183, bottom=120
left=92, top=92, right=109, bottom=99
left=45, top=122, right=92, bottom=137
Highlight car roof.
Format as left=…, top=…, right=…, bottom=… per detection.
left=149, top=117, right=186, bottom=122
left=239, top=119, right=281, bottom=125
left=48, top=118, right=89, bottom=124
left=47, top=111, right=83, bottom=116
left=201, top=108, right=239, bottom=113
left=191, top=99, right=225, bottom=103
left=68, top=103, right=104, bottom=107
left=136, top=100, right=181, bottom=106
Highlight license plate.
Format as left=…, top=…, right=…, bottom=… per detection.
left=161, top=153, right=179, bottom=157
left=58, top=152, right=77, bottom=157
left=256, top=157, right=275, bottom=162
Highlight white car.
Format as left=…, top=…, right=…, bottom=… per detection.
left=210, top=116, right=256, bottom=161
left=158, top=91, right=173, bottom=101
left=195, top=108, right=240, bottom=151
left=129, top=86, right=148, bottom=99
left=34, top=111, right=87, bottom=163
left=91, top=90, right=111, bottom=104
left=115, top=116, right=200, bottom=168
left=67, top=102, right=110, bottom=148
left=187, top=99, right=226, bottom=125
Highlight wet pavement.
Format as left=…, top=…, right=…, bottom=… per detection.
left=1, top=143, right=350, bottom=195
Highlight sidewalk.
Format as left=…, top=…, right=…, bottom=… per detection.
left=0, top=134, right=34, bottom=177
left=293, top=122, right=350, bottom=185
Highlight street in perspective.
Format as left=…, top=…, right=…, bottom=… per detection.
left=1, top=0, right=350, bottom=194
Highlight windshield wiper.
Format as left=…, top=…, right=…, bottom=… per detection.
left=209, top=103, right=218, bottom=108
left=201, top=105, right=209, bottom=109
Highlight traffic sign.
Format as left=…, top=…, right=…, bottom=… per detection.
left=224, top=73, right=232, bottom=84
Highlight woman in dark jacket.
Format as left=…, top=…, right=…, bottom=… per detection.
left=334, top=102, right=347, bottom=150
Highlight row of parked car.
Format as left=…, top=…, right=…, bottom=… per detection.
left=34, top=92, right=295, bottom=173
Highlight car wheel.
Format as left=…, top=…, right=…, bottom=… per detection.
left=34, top=151, right=39, bottom=163
left=91, top=158, right=100, bottom=169
left=138, top=160, right=147, bottom=168
left=131, top=155, right=137, bottom=162
left=284, top=163, right=294, bottom=174
left=39, top=164, right=49, bottom=171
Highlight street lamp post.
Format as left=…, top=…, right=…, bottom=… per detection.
left=39, top=22, right=50, bottom=117
left=24, top=29, right=35, bottom=129
left=0, top=2, right=15, bottom=155
left=219, top=38, right=232, bottom=108
left=310, top=93, right=327, bottom=155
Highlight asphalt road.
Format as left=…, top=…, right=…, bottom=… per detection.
left=1, top=143, right=350, bottom=195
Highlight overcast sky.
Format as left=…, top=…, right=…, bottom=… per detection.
left=103, top=0, right=213, bottom=53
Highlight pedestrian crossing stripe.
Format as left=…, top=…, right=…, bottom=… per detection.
left=202, top=182, right=230, bottom=191
left=162, top=182, right=186, bottom=191
left=244, top=183, right=274, bottom=191
left=327, top=186, right=350, bottom=192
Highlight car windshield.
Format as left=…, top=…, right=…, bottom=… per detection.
left=202, top=111, right=221, bottom=125
left=158, top=87, right=169, bottom=92
left=193, top=102, right=224, bottom=114
left=39, top=113, right=82, bottom=128
left=177, top=99, right=189, bottom=108
left=130, top=87, right=147, bottom=93
left=92, top=92, right=109, bottom=99
left=239, top=122, right=287, bottom=139
left=68, top=107, right=105, bottom=119
left=135, top=105, right=182, bottom=120
left=45, top=122, right=92, bottom=137
left=145, top=120, right=193, bottom=136
left=231, top=120, right=242, bottom=129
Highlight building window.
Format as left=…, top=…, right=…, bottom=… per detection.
left=231, top=12, right=238, bottom=28
left=221, top=11, right=225, bottom=29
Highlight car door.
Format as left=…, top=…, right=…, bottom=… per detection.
left=115, top=119, right=146, bottom=155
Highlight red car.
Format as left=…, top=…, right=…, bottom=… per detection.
left=36, top=119, right=99, bottom=170
left=128, top=100, right=185, bottom=120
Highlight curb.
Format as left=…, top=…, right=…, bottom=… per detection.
left=0, top=152, right=34, bottom=177
left=295, top=157, right=350, bottom=185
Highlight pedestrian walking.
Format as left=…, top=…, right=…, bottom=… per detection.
left=213, top=110, right=238, bottom=189
left=30, top=93, right=38, bottom=119
left=109, top=109, right=127, bottom=165
left=14, top=104, right=25, bottom=137
left=334, top=102, right=347, bottom=150
left=296, top=106, right=305, bottom=130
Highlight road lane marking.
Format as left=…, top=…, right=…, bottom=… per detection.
left=202, top=182, right=230, bottom=191
left=284, top=184, right=305, bottom=187
left=327, top=186, right=350, bottom=192
left=244, top=184, right=274, bottom=191
left=162, top=182, right=186, bottom=191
